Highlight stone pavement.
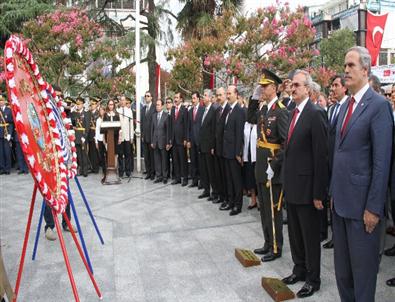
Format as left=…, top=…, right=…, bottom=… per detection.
left=0, top=172, right=394, bottom=302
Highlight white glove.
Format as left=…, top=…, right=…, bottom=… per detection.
left=266, top=164, right=274, bottom=180
left=252, top=85, right=262, bottom=100
left=6, top=134, right=11, bottom=141
left=81, top=137, right=85, bottom=144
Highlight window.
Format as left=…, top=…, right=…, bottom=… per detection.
left=379, top=51, right=388, bottom=66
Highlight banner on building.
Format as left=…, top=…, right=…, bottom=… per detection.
left=371, top=64, right=395, bottom=84
left=366, top=11, right=388, bottom=66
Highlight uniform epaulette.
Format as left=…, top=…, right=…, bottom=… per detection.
left=277, top=100, right=285, bottom=109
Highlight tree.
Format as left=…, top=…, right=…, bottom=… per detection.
left=319, top=28, right=355, bottom=73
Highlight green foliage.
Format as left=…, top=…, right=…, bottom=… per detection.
left=319, top=29, right=356, bottom=72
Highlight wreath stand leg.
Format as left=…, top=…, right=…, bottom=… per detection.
left=53, top=208, right=80, bottom=302
left=74, top=176, right=105, bottom=245
left=31, top=199, right=45, bottom=260
left=13, top=184, right=38, bottom=302
left=67, top=186, right=94, bottom=274
left=62, top=213, right=102, bottom=299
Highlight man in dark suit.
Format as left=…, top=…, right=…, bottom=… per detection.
left=282, top=70, right=328, bottom=298
left=252, top=69, right=289, bottom=262
left=199, top=89, right=218, bottom=201
left=87, top=97, right=100, bottom=173
left=187, top=91, right=204, bottom=189
left=322, top=74, right=349, bottom=249
left=0, top=95, right=13, bottom=175
left=330, top=46, right=393, bottom=302
left=170, top=92, right=189, bottom=186
left=151, top=99, right=171, bottom=184
left=221, top=85, right=245, bottom=216
left=214, top=88, right=230, bottom=208
left=141, top=91, right=156, bottom=180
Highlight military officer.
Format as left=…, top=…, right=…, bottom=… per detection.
left=252, top=69, right=289, bottom=262
left=0, top=95, right=14, bottom=175
left=88, top=97, right=100, bottom=173
left=71, top=97, right=90, bottom=177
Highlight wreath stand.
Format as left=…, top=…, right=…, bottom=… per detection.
left=12, top=184, right=103, bottom=302
left=31, top=176, right=105, bottom=274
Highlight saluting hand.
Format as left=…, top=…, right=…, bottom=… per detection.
left=364, top=210, right=379, bottom=234
left=313, top=199, right=324, bottom=210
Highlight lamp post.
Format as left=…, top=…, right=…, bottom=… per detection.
left=135, top=0, right=142, bottom=173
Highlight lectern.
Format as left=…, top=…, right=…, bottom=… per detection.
left=100, top=121, right=121, bottom=185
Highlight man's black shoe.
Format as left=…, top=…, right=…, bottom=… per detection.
left=282, top=274, right=306, bottom=285
left=261, top=251, right=281, bottom=262
left=229, top=208, right=241, bottom=216
left=386, top=277, right=395, bottom=287
left=296, top=283, right=319, bottom=298
left=163, top=179, right=168, bottom=184
left=198, top=192, right=210, bottom=199
left=171, top=180, right=180, bottom=185
left=181, top=180, right=188, bottom=187
left=150, top=176, right=155, bottom=180
left=188, top=182, right=198, bottom=188
left=212, top=199, right=222, bottom=204
left=219, top=204, right=231, bottom=211
left=253, top=247, right=270, bottom=255
left=323, top=240, right=334, bottom=249
left=144, top=175, right=151, bottom=180
left=154, top=178, right=163, bottom=183
left=384, top=245, right=395, bottom=256
left=207, top=196, right=217, bottom=201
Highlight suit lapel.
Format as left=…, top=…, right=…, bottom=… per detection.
left=287, top=100, right=311, bottom=145
left=339, top=89, right=372, bottom=144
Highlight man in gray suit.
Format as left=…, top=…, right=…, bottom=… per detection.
left=330, top=46, right=393, bottom=302
left=151, top=99, right=171, bottom=184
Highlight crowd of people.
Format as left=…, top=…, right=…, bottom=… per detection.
left=1, top=46, right=395, bottom=300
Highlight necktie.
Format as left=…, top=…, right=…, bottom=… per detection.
left=175, top=106, right=179, bottom=120
left=157, top=112, right=161, bottom=122
left=193, top=106, right=197, bottom=121
left=145, top=104, right=149, bottom=116
left=225, top=108, right=233, bottom=124
left=287, top=108, right=300, bottom=143
left=341, top=97, right=355, bottom=137
left=202, top=107, right=208, bottom=125
left=331, top=103, right=340, bottom=126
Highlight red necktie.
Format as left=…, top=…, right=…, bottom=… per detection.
left=175, top=106, right=179, bottom=120
left=341, top=97, right=355, bottom=137
left=193, top=106, right=197, bottom=121
left=287, top=108, right=299, bottom=143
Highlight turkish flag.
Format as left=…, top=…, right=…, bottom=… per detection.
left=366, top=11, right=388, bottom=66
left=155, top=63, right=161, bottom=98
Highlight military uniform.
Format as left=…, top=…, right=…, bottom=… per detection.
left=252, top=70, right=289, bottom=261
left=88, top=97, right=100, bottom=173
left=0, top=96, right=14, bottom=174
left=71, top=97, right=90, bottom=176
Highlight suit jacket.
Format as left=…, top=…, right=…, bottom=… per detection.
left=327, top=101, right=344, bottom=176
left=330, top=87, right=393, bottom=219
left=187, top=105, right=204, bottom=145
left=214, top=104, right=230, bottom=157
left=222, top=103, right=245, bottom=159
left=199, top=105, right=216, bottom=153
left=283, top=100, right=328, bottom=204
left=0, top=106, right=13, bottom=139
left=141, top=103, right=155, bottom=143
left=170, top=104, right=188, bottom=146
left=151, top=111, right=170, bottom=150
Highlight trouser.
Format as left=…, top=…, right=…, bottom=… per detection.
left=0, top=138, right=11, bottom=173
left=15, top=141, right=28, bottom=172
left=214, top=155, right=228, bottom=203
left=257, top=182, right=283, bottom=252
left=143, top=141, right=155, bottom=177
left=44, top=203, right=71, bottom=230
left=172, top=144, right=187, bottom=181
left=117, top=141, right=132, bottom=177
left=200, top=152, right=218, bottom=196
left=98, top=141, right=107, bottom=174
left=76, top=143, right=89, bottom=176
left=189, top=143, right=200, bottom=184
left=224, top=158, right=243, bottom=210
left=154, top=147, right=168, bottom=179
left=287, top=203, right=321, bottom=288
left=88, top=140, right=99, bottom=173
left=333, top=209, right=381, bottom=302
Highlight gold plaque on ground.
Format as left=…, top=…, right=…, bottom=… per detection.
left=234, top=248, right=261, bottom=267
left=261, top=277, right=295, bottom=302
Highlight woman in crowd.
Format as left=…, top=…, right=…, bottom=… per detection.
left=95, top=105, right=107, bottom=178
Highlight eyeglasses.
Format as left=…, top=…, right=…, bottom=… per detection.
left=291, top=82, right=305, bottom=88
left=145, top=95, right=151, bottom=97
left=166, top=101, right=172, bottom=104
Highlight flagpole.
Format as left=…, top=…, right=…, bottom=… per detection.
left=135, top=0, right=142, bottom=173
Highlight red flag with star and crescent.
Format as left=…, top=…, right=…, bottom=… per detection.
left=366, top=11, right=388, bottom=66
